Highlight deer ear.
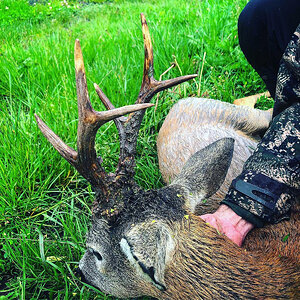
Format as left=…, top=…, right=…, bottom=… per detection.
left=120, top=221, right=174, bottom=292
left=171, top=138, right=234, bottom=211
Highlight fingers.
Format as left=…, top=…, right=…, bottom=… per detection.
left=200, top=214, right=243, bottom=247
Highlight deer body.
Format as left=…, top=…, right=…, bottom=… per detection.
left=157, top=97, right=272, bottom=213
left=35, top=15, right=299, bottom=300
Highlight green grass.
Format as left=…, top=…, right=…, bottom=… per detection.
left=0, top=0, right=269, bottom=298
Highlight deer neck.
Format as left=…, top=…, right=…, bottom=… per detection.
left=160, top=216, right=300, bottom=300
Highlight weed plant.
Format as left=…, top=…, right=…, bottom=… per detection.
left=0, top=0, right=269, bottom=298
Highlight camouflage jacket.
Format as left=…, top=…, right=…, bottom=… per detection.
left=221, top=24, right=300, bottom=227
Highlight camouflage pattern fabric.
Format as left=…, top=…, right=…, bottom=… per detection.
left=273, top=24, right=300, bottom=116
left=221, top=24, right=300, bottom=227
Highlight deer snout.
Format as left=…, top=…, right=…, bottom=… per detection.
left=75, top=267, right=87, bottom=283
left=87, top=247, right=103, bottom=261
left=76, top=263, right=106, bottom=293
left=77, top=251, right=107, bottom=292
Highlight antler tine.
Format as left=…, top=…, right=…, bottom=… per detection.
left=115, top=14, right=197, bottom=177
left=93, top=82, right=154, bottom=153
left=94, top=83, right=116, bottom=110
left=140, top=13, right=154, bottom=92
left=94, top=82, right=125, bottom=150
left=94, top=83, right=128, bottom=125
left=35, top=113, right=78, bottom=164
left=137, top=13, right=198, bottom=104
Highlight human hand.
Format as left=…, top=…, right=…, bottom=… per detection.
left=200, top=204, right=254, bottom=246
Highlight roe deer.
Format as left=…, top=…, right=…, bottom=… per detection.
left=35, top=14, right=300, bottom=300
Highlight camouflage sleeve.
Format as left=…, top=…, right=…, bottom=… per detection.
left=221, top=24, right=300, bottom=227
left=273, top=24, right=300, bottom=117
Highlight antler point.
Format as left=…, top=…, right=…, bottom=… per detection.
left=74, top=41, right=85, bottom=73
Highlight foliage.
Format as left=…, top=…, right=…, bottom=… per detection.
left=0, top=0, right=82, bottom=25
left=0, top=0, right=269, bottom=298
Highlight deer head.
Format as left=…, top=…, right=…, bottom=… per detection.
left=35, top=14, right=235, bottom=298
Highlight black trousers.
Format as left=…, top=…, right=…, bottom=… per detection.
left=238, top=0, right=300, bottom=98
left=222, top=1, right=300, bottom=227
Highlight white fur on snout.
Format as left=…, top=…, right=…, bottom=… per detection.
left=120, top=221, right=176, bottom=292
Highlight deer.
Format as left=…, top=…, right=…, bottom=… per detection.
left=35, top=14, right=300, bottom=300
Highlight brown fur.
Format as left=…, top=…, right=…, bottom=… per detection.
left=129, top=202, right=300, bottom=299
left=155, top=208, right=300, bottom=300
left=243, top=201, right=300, bottom=261
left=157, top=98, right=272, bottom=214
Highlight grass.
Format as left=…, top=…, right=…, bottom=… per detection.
left=0, top=0, right=270, bottom=298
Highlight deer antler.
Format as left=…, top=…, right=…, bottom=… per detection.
left=35, top=39, right=153, bottom=194
left=95, top=13, right=198, bottom=177
left=35, top=13, right=197, bottom=202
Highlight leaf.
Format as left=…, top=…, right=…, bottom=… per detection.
left=38, top=230, right=45, bottom=262
left=46, top=256, right=66, bottom=262
left=282, top=233, right=290, bottom=242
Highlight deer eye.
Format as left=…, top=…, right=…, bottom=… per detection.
left=93, top=249, right=102, bottom=261
left=88, top=248, right=103, bottom=261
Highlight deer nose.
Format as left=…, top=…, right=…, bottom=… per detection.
left=87, top=247, right=103, bottom=261
left=75, top=267, right=87, bottom=283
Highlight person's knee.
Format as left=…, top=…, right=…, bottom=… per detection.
left=238, top=0, right=268, bottom=32
left=238, top=0, right=268, bottom=59
left=238, top=0, right=280, bottom=98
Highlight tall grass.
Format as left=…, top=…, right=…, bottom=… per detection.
left=0, top=0, right=267, bottom=298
